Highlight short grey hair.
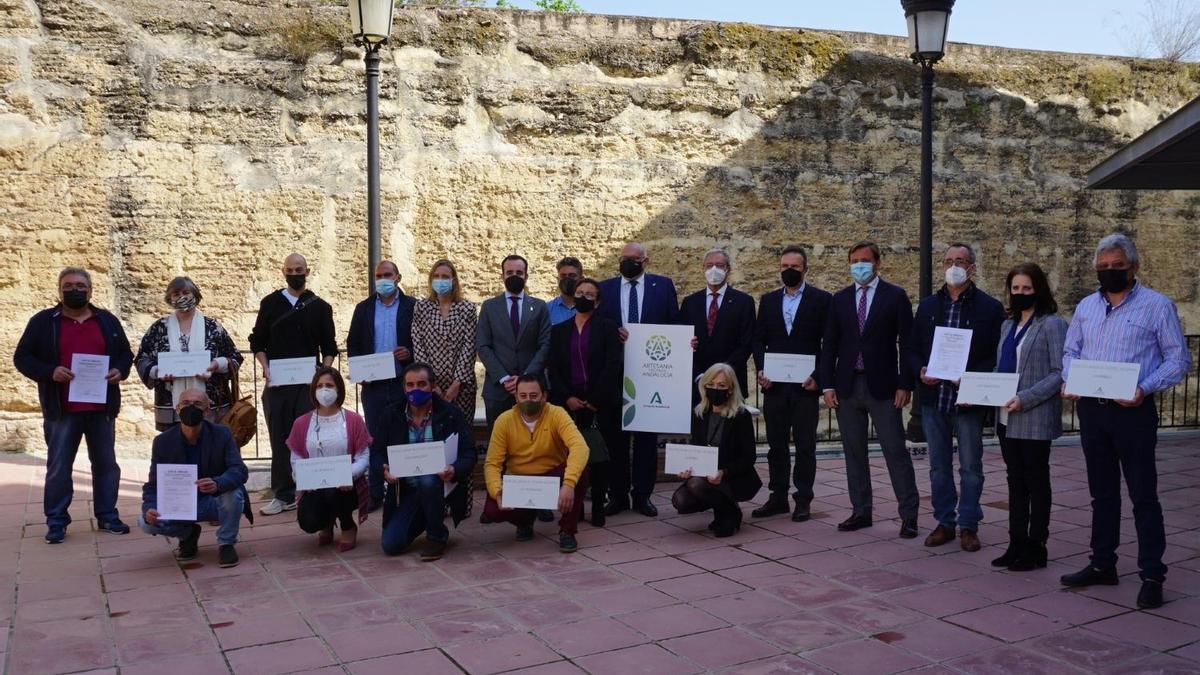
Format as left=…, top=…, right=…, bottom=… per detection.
left=703, top=248, right=731, bottom=268
left=58, top=267, right=92, bottom=288
left=164, top=276, right=202, bottom=306
left=1094, top=233, right=1139, bottom=267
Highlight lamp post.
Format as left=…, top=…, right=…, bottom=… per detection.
left=901, top=0, right=953, bottom=300
left=349, top=0, right=395, bottom=295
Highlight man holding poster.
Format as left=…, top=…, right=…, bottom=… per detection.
left=483, top=375, right=590, bottom=553
left=908, top=243, right=1004, bottom=553
left=1060, top=234, right=1191, bottom=609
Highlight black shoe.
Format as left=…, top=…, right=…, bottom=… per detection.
left=98, top=519, right=131, bottom=535
left=712, top=521, right=738, bottom=538
left=791, top=505, right=811, bottom=523
left=537, top=509, right=556, bottom=522
left=559, top=532, right=578, bottom=553
left=1137, top=580, right=1164, bottom=609
left=515, top=525, right=535, bottom=542
left=176, top=524, right=202, bottom=561
left=420, top=539, right=447, bottom=562
left=633, top=499, right=658, bottom=518
left=899, top=518, right=918, bottom=539
left=1060, top=565, right=1119, bottom=587
left=605, top=499, right=630, bottom=517
left=992, top=542, right=1022, bottom=568
left=1008, top=543, right=1047, bottom=572
left=590, top=504, right=606, bottom=528
left=837, top=514, right=873, bottom=532
left=752, top=496, right=789, bottom=519
left=45, top=525, right=66, bottom=544
left=218, top=544, right=239, bottom=568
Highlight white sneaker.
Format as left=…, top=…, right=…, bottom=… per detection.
left=259, top=498, right=296, bottom=515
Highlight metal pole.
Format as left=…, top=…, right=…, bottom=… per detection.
left=919, top=62, right=935, bottom=300
left=365, top=47, right=382, bottom=296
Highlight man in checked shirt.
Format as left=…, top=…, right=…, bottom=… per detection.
left=1060, top=233, right=1191, bottom=609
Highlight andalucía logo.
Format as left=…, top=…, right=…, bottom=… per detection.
left=645, top=335, right=671, bottom=361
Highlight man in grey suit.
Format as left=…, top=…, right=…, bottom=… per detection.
left=476, top=254, right=552, bottom=434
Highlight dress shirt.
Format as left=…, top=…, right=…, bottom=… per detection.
left=373, top=294, right=399, bottom=354
left=546, top=296, right=577, bottom=326
left=706, top=284, right=728, bottom=310
left=619, top=275, right=646, bottom=326
left=781, top=282, right=806, bottom=334
left=855, top=275, right=881, bottom=320
left=505, top=291, right=526, bottom=327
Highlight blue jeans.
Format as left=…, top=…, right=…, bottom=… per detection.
left=43, top=412, right=121, bottom=528
left=380, top=475, right=448, bottom=555
left=361, top=380, right=405, bottom=506
left=922, top=405, right=985, bottom=531
left=139, top=489, right=245, bottom=545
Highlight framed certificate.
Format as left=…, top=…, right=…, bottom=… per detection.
left=157, top=350, right=212, bottom=378
left=664, top=443, right=719, bottom=476
left=295, top=455, right=353, bottom=490
left=501, top=475, right=560, bottom=510
left=348, top=352, right=397, bottom=383
left=269, top=356, right=317, bottom=387
left=1065, top=360, right=1141, bottom=401
left=956, top=372, right=1019, bottom=406
left=762, top=353, right=816, bottom=384
left=387, top=441, right=445, bottom=478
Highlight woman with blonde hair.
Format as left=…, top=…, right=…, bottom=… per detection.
left=411, top=259, right=478, bottom=422
left=672, top=363, right=762, bottom=537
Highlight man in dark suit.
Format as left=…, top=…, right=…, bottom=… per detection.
left=751, top=246, right=832, bottom=521
left=820, top=241, right=920, bottom=539
left=680, top=248, right=755, bottom=395
left=598, top=242, right=679, bottom=517
left=346, top=260, right=416, bottom=509
left=476, top=254, right=552, bottom=434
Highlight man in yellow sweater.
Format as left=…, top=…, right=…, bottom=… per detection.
left=484, top=374, right=590, bottom=552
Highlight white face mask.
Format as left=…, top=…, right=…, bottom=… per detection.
left=944, top=265, right=969, bottom=287
left=704, top=266, right=727, bottom=286
left=315, top=388, right=338, bottom=408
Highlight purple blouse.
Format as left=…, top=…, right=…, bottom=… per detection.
left=569, top=318, right=592, bottom=391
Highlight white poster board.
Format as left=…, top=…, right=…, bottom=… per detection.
left=621, top=323, right=694, bottom=434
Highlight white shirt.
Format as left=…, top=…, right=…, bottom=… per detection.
left=503, top=291, right=526, bottom=327
left=619, top=274, right=647, bottom=326
left=281, top=288, right=301, bottom=307
left=704, top=284, right=728, bottom=311
left=854, top=275, right=881, bottom=319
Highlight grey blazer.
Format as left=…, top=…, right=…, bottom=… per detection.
left=475, top=293, right=551, bottom=403
left=994, top=314, right=1068, bottom=440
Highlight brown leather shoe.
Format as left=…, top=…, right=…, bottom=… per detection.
left=923, top=524, right=955, bottom=547
left=960, top=529, right=981, bottom=552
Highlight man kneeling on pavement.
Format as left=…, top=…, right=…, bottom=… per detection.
left=139, top=388, right=251, bottom=568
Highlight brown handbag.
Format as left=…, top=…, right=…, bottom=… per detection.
left=219, top=363, right=257, bottom=448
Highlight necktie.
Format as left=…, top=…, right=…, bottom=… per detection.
left=628, top=280, right=640, bottom=324
left=707, top=292, right=719, bottom=336
left=509, top=296, right=520, bottom=338
left=855, top=286, right=868, bottom=370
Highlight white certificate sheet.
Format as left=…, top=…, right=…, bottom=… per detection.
left=1065, top=360, right=1141, bottom=401
left=956, top=372, right=1019, bottom=406
left=763, top=353, right=816, bottom=384
left=295, top=455, right=353, bottom=490
left=156, top=463, right=198, bottom=521
left=387, top=441, right=446, bottom=478
left=269, top=356, right=316, bottom=387
left=443, top=433, right=459, bottom=498
left=68, top=354, right=109, bottom=404
left=348, top=352, right=397, bottom=383
left=157, top=350, right=212, bottom=378
left=502, top=475, right=560, bottom=510
left=926, top=327, right=973, bottom=381
left=664, top=443, right=720, bottom=477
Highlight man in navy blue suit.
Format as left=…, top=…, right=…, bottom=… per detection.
left=598, top=242, right=679, bottom=517
left=679, top=249, right=755, bottom=396
left=752, top=246, right=831, bottom=522
left=820, top=241, right=920, bottom=539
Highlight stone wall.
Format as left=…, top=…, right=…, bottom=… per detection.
left=3, top=1, right=1199, bottom=454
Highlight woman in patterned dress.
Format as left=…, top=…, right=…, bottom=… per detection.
left=411, top=260, right=478, bottom=422
left=134, top=277, right=244, bottom=430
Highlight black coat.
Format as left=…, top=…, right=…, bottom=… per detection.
left=679, top=287, right=756, bottom=394
left=547, top=315, right=623, bottom=413
left=376, top=398, right=477, bottom=528
left=248, top=289, right=338, bottom=362
left=819, top=279, right=915, bottom=400
left=141, top=421, right=253, bottom=523
left=753, top=285, right=832, bottom=395
left=690, top=408, right=762, bottom=502
left=907, top=284, right=1005, bottom=404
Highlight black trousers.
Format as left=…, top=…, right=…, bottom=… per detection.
left=672, top=477, right=741, bottom=529
left=263, top=384, right=311, bottom=504
left=1077, top=397, right=1166, bottom=581
left=996, top=424, right=1051, bottom=545
left=762, top=384, right=820, bottom=506
left=599, top=408, right=656, bottom=504
left=297, top=488, right=357, bottom=533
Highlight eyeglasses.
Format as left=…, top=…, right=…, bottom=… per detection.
left=942, top=259, right=972, bottom=268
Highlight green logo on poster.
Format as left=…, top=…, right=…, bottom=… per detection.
left=645, top=335, right=671, bottom=361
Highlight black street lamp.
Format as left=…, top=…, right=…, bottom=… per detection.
left=349, top=0, right=395, bottom=294
left=901, top=0, right=953, bottom=300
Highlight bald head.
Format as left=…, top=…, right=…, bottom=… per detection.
left=283, top=253, right=308, bottom=272
left=620, top=242, right=647, bottom=259
left=177, top=388, right=209, bottom=410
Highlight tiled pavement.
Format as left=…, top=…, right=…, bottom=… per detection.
left=2, top=435, right=1199, bottom=674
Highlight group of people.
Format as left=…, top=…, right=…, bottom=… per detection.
left=13, top=231, right=1190, bottom=609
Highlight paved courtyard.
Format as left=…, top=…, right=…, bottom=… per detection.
left=2, top=435, right=1199, bottom=675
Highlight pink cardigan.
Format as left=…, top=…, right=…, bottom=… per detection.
left=286, top=409, right=373, bottom=524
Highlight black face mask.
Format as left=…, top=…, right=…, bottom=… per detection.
left=179, top=404, right=204, bottom=427
left=286, top=274, right=306, bottom=291
left=705, top=387, right=730, bottom=406
left=619, top=259, right=644, bottom=279
left=573, top=297, right=595, bottom=314
left=1097, top=268, right=1131, bottom=294
left=62, top=290, right=88, bottom=310
left=1009, top=293, right=1037, bottom=313
left=504, top=275, right=526, bottom=295
left=558, top=277, right=578, bottom=296
left=780, top=268, right=803, bottom=288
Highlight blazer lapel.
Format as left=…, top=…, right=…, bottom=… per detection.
left=859, top=283, right=884, bottom=337
left=516, top=297, right=536, bottom=341
left=1017, top=316, right=1044, bottom=378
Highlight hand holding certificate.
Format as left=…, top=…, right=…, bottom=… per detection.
left=501, top=475, right=560, bottom=510
left=1065, top=360, right=1141, bottom=401
left=348, top=352, right=397, bottom=383
left=156, top=463, right=198, bottom=521
left=762, top=353, right=816, bottom=384
left=664, top=443, right=719, bottom=477
left=926, top=327, right=973, bottom=381
left=956, top=372, right=1019, bottom=406
left=157, top=350, right=212, bottom=378
left=68, top=354, right=110, bottom=404
left=295, top=455, right=353, bottom=490
left=269, top=356, right=317, bottom=387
